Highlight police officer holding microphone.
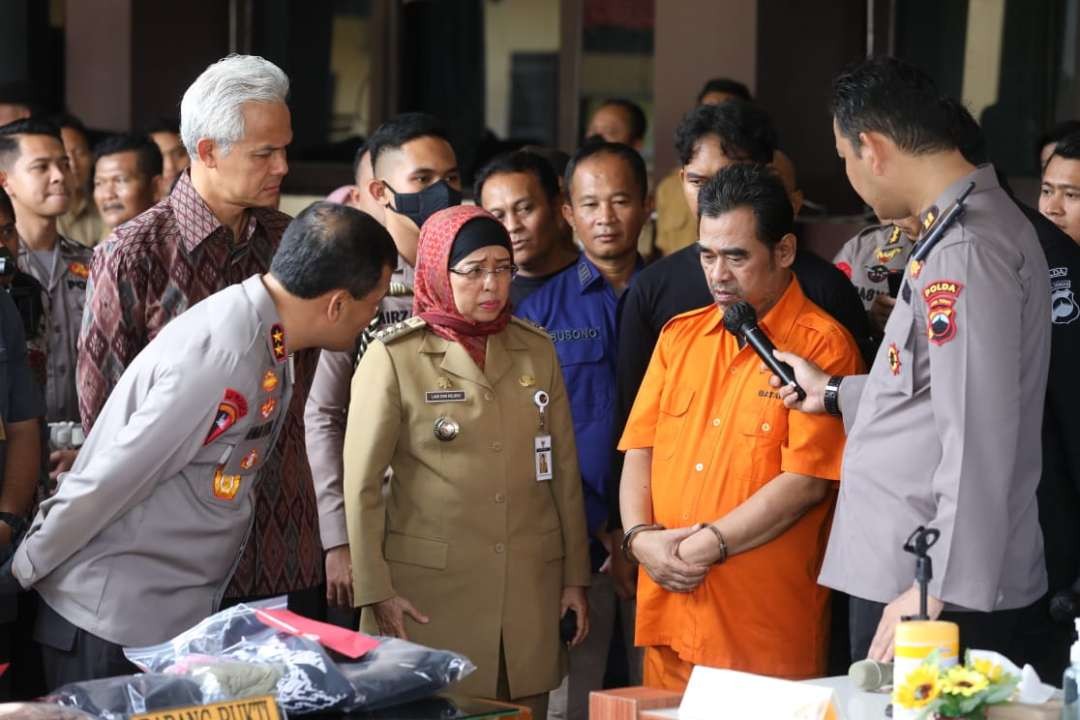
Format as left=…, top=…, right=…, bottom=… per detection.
left=0, top=202, right=397, bottom=688
left=773, top=58, right=1051, bottom=664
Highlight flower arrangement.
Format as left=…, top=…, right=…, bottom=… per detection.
left=894, top=651, right=1020, bottom=719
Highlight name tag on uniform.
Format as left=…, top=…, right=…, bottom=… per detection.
left=535, top=434, right=553, bottom=482
left=425, top=390, right=466, bottom=404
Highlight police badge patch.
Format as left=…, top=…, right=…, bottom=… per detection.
left=1050, top=267, right=1080, bottom=325
left=887, top=343, right=901, bottom=375
left=204, top=389, right=248, bottom=445
left=923, top=280, right=964, bottom=346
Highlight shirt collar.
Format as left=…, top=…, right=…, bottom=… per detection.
left=168, top=170, right=266, bottom=253
left=575, top=253, right=644, bottom=294
left=704, top=274, right=807, bottom=344
left=919, top=163, right=998, bottom=232
left=240, top=275, right=287, bottom=361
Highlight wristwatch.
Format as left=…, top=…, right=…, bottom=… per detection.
left=0, top=512, right=26, bottom=540
left=823, top=375, right=844, bottom=417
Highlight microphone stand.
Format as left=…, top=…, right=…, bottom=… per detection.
left=902, top=526, right=941, bottom=620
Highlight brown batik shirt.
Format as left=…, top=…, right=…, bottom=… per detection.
left=77, top=171, right=323, bottom=597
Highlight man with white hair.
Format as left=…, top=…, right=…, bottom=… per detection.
left=76, top=55, right=326, bottom=613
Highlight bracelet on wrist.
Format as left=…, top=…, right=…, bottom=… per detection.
left=621, top=523, right=664, bottom=563
left=702, top=524, right=728, bottom=564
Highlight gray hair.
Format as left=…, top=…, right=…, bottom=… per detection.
left=180, top=54, right=289, bottom=159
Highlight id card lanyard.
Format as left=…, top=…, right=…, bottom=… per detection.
left=533, top=390, right=553, bottom=482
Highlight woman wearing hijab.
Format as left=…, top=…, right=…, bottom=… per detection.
left=343, top=205, right=590, bottom=714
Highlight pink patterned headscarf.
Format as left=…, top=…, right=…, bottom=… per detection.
left=413, top=205, right=512, bottom=370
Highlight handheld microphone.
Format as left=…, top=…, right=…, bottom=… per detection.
left=722, top=301, right=806, bottom=401
left=848, top=659, right=893, bottom=691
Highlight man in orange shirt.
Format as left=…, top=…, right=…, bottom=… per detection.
left=618, top=163, right=861, bottom=690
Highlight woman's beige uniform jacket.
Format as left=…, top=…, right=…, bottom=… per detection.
left=344, top=316, right=591, bottom=699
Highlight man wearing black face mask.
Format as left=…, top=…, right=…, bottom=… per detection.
left=304, top=113, right=461, bottom=623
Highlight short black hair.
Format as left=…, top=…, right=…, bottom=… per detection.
left=368, top=112, right=451, bottom=171
left=474, top=150, right=561, bottom=203
left=93, top=133, right=164, bottom=178
left=564, top=139, right=648, bottom=203
left=352, top=142, right=370, bottom=180
left=941, top=97, right=988, bottom=166
left=698, top=163, right=793, bottom=250
left=0, top=118, right=64, bottom=169
left=47, top=112, right=89, bottom=143
left=831, top=56, right=956, bottom=155
left=143, top=116, right=181, bottom=136
left=595, top=98, right=647, bottom=143
left=271, top=202, right=397, bottom=300
left=0, top=186, right=12, bottom=219
left=1038, top=120, right=1080, bottom=165
left=1051, top=131, right=1080, bottom=163
left=520, top=145, right=570, bottom=180
left=675, top=100, right=776, bottom=167
left=697, top=77, right=753, bottom=104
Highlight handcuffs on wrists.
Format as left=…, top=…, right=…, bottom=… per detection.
left=620, top=523, right=663, bottom=563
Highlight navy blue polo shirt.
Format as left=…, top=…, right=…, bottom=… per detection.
left=515, top=254, right=638, bottom=542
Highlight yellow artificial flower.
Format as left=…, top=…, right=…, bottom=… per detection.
left=895, top=665, right=941, bottom=709
left=941, top=666, right=990, bottom=697
left=971, top=659, right=1004, bottom=683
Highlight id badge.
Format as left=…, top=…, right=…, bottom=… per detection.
left=534, top=434, right=553, bottom=482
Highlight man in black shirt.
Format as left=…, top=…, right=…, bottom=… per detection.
left=608, top=101, right=871, bottom=598
left=475, top=150, right=579, bottom=307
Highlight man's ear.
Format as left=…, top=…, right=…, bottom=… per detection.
left=369, top=178, right=391, bottom=208
left=775, top=232, right=797, bottom=268
left=326, top=289, right=351, bottom=322
left=0, top=170, right=9, bottom=196
left=196, top=138, right=217, bottom=168
left=150, top=174, right=166, bottom=203
left=859, top=131, right=891, bottom=177
left=561, top=201, right=575, bottom=228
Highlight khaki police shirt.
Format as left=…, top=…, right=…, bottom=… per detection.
left=834, top=223, right=915, bottom=310
left=304, top=253, right=414, bottom=550
left=12, top=275, right=293, bottom=646
left=819, top=165, right=1051, bottom=612
left=16, top=235, right=91, bottom=423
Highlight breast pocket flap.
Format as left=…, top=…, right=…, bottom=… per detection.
left=384, top=533, right=449, bottom=570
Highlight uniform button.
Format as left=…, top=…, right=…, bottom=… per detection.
left=494, top=543, right=505, bottom=553
left=484, top=391, right=494, bottom=401
left=491, top=441, right=503, bottom=452
left=761, top=422, right=771, bottom=432
left=695, top=463, right=704, bottom=472
left=494, top=492, right=505, bottom=503
left=712, top=418, right=721, bottom=427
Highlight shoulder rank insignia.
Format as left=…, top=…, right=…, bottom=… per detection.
left=376, top=315, right=427, bottom=343
left=510, top=316, right=549, bottom=338
left=923, top=280, right=964, bottom=346
left=270, top=324, right=287, bottom=362
left=204, top=389, right=248, bottom=445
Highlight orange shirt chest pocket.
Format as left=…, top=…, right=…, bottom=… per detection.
left=735, top=373, right=790, bottom=487
left=654, top=384, right=695, bottom=460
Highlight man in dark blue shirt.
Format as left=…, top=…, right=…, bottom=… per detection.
left=516, top=140, right=647, bottom=720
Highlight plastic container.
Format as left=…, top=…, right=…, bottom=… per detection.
left=1062, top=618, right=1080, bottom=719
left=892, top=620, right=959, bottom=720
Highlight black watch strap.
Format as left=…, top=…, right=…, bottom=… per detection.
left=823, top=375, right=844, bottom=417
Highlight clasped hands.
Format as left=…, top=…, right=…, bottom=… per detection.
left=632, top=524, right=721, bottom=593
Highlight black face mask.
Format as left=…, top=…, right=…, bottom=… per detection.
left=383, top=179, right=463, bottom=230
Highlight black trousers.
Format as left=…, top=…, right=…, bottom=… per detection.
left=35, top=598, right=137, bottom=691
left=849, top=595, right=1029, bottom=664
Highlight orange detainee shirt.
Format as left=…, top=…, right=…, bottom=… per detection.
left=619, top=277, right=861, bottom=679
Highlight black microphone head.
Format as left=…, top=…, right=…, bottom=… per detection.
left=722, top=301, right=757, bottom=335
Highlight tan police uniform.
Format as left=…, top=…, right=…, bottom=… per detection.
left=16, top=235, right=91, bottom=422
left=833, top=223, right=916, bottom=310
left=343, top=316, right=591, bottom=700
left=820, top=165, right=1051, bottom=615
left=13, top=275, right=293, bottom=662
left=305, top=253, right=414, bottom=552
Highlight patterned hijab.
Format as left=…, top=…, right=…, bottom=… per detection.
left=413, top=205, right=512, bottom=369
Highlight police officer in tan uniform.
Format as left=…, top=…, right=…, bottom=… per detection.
left=776, top=59, right=1051, bottom=664
left=3, top=203, right=396, bottom=688
left=833, top=218, right=920, bottom=319
left=344, top=206, right=590, bottom=718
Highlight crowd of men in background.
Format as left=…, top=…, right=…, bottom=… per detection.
left=0, top=51, right=1078, bottom=718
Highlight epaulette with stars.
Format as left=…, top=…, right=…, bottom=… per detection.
left=510, top=316, right=549, bottom=338
left=374, top=316, right=427, bottom=343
